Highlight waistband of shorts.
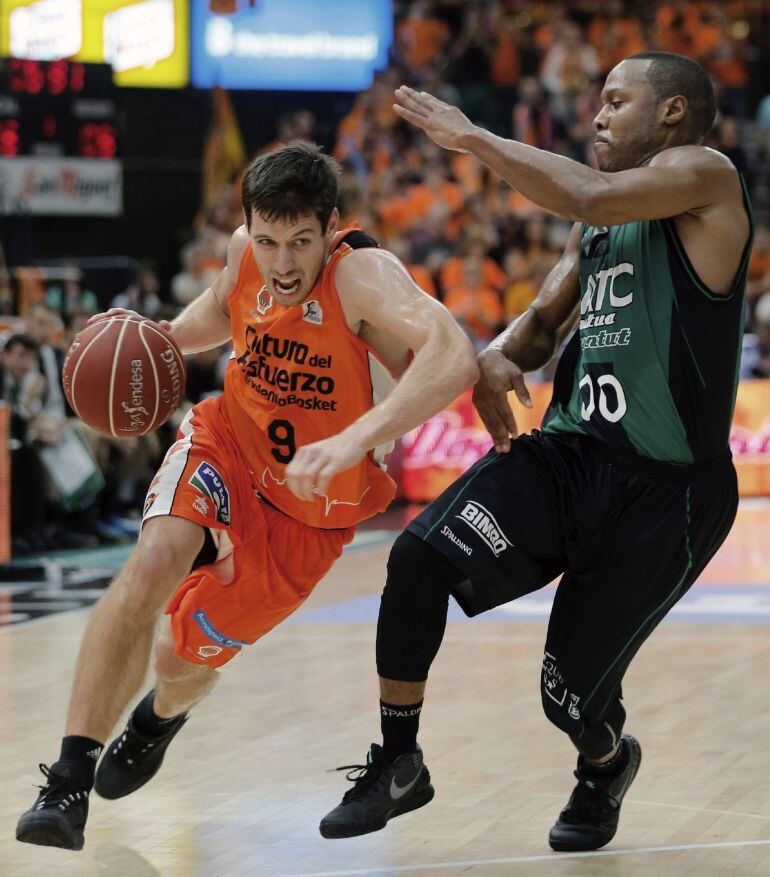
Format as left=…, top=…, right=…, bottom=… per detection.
left=574, top=435, right=734, bottom=482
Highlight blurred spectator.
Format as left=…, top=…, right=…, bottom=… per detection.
left=45, top=264, right=98, bottom=318
left=587, top=1, right=647, bottom=74
left=441, top=236, right=506, bottom=295
left=503, top=248, right=539, bottom=320
left=26, top=301, right=67, bottom=422
left=540, top=21, right=599, bottom=121
left=742, top=293, right=770, bottom=378
left=512, top=77, right=558, bottom=149
left=386, top=236, right=437, bottom=297
left=396, top=0, right=450, bottom=73
left=443, top=257, right=504, bottom=349
left=708, top=116, right=750, bottom=183
left=449, top=7, right=497, bottom=130
left=110, top=260, right=163, bottom=318
left=184, top=347, right=228, bottom=406
left=1, top=334, right=48, bottom=551
left=748, top=225, right=770, bottom=307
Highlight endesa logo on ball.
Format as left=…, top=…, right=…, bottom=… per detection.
left=188, top=463, right=231, bottom=526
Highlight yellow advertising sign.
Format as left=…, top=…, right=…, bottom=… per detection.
left=0, top=0, right=189, bottom=88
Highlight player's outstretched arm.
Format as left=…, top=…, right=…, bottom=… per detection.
left=473, top=222, right=582, bottom=453
left=165, top=227, right=248, bottom=354
left=284, top=249, right=478, bottom=501
left=394, top=86, right=735, bottom=225
left=87, top=229, right=245, bottom=354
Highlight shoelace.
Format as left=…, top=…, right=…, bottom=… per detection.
left=332, top=761, right=384, bottom=803
left=564, top=772, right=615, bottom=822
left=35, top=764, right=89, bottom=811
left=111, top=725, right=157, bottom=767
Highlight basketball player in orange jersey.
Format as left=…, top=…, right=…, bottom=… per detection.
left=16, top=143, right=478, bottom=851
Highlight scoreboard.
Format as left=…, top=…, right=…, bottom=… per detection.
left=0, top=59, right=119, bottom=159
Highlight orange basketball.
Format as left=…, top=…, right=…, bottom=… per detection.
left=62, top=315, right=186, bottom=438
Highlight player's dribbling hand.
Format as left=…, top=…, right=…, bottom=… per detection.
left=472, top=348, right=532, bottom=454
left=285, top=434, right=367, bottom=502
left=86, top=308, right=173, bottom=335
left=393, top=86, right=474, bottom=152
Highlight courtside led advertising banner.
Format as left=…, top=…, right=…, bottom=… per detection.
left=0, top=0, right=189, bottom=88
left=400, top=382, right=770, bottom=501
left=191, top=0, right=392, bottom=91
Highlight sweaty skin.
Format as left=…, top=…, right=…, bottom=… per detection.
left=394, top=57, right=750, bottom=452
left=102, top=210, right=478, bottom=502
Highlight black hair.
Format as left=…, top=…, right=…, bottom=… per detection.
left=241, top=142, right=341, bottom=230
left=4, top=332, right=39, bottom=354
left=627, top=51, right=716, bottom=141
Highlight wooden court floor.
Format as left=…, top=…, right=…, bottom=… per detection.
left=2, top=503, right=770, bottom=876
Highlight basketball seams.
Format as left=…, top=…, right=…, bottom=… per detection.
left=108, top=318, right=131, bottom=438
left=138, top=321, right=161, bottom=434
left=69, top=317, right=115, bottom=424
left=65, top=316, right=184, bottom=438
left=139, top=322, right=186, bottom=408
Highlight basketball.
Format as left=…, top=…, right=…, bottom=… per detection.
left=62, top=315, right=186, bottom=438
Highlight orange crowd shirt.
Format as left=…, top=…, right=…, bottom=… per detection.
left=443, top=284, right=503, bottom=340
left=223, top=226, right=397, bottom=529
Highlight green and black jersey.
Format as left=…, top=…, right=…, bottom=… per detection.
left=542, top=178, right=754, bottom=464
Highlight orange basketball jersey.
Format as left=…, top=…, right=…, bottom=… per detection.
left=222, top=226, right=397, bottom=528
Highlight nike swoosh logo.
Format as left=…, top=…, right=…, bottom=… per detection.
left=390, top=771, right=420, bottom=800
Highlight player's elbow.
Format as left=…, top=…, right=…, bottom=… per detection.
left=573, top=183, right=624, bottom=227
left=446, top=333, right=480, bottom=390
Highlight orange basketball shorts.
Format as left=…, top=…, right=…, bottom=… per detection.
left=143, top=396, right=355, bottom=668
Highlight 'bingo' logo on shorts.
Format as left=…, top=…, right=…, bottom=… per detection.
left=456, top=501, right=512, bottom=557
left=188, top=463, right=231, bottom=526
left=192, top=610, right=249, bottom=651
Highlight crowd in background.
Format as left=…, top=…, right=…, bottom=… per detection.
left=178, top=0, right=770, bottom=356
left=3, top=0, right=770, bottom=553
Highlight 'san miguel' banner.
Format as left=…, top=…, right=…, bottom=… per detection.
left=400, top=380, right=770, bottom=501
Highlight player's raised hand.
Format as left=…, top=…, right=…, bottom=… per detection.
left=394, top=86, right=474, bottom=152
left=285, top=434, right=367, bottom=502
left=472, top=348, right=533, bottom=454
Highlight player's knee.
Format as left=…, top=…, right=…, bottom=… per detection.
left=117, top=527, right=202, bottom=619
left=382, top=531, right=455, bottom=611
left=154, top=633, right=209, bottom=683
left=541, top=684, right=580, bottom=737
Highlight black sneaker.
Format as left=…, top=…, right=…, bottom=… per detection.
left=16, top=764, right=90, bottom=851
left=319, top=744, right=434, bottom=839
left=549, top=734, right=642, bottom=852
left=94, top=711, right=186, bottom=799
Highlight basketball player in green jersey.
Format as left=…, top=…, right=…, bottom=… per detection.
left=320, top=53, right=754, bottom=851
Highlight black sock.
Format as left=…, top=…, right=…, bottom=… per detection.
left=54, top=735, right=104, bottom=788
left=380, top=700, right=423, bottom=763
left=132, top=690, right=185, bottom=738
left=583, top=738, right=629, bottom=777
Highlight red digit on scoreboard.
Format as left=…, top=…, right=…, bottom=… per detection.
left=0, top=120, right=20, bottom=156
left=70, top=63, right=85, bottom=93
left=21, top=60, right=44, bottom=94
left=80, top=123, right=117, bottom=158
left=47, top=60, right=68, bottom=95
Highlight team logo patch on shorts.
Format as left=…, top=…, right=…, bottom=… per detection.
left=143, top=492, right=158, bottom=516
left=197, top=645, right=223, bottom=659
left=192, top=610, right=249, bottom=650
left=192, top=495, right=210, bottom=516
left=455, top=501, right=512, bottom=556
left=189, top=463, right=231, bottom=525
